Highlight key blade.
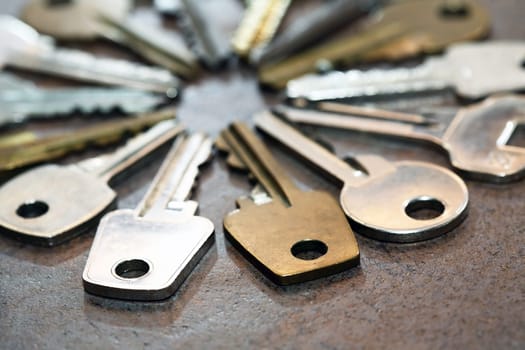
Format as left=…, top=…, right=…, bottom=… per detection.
left=0, top=108, right=177, bottom=172
left=137, top=133, right=213, bottom=219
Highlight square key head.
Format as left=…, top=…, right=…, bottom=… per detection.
left=224, top=191, right=360, bottom=285
left=82, top=209, right=215, bottom=301
left=0, top=164, right=116, bottom=246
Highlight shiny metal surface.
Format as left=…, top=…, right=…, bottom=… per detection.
left=255, top=111, right=469, bottom=243
left=218, top=122, right=359, bottom=284
left=83, top=133, right=214, bottom=300
left=0, top=120, right=183, bottom=246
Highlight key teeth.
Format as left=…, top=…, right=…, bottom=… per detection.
left=215, top=135, right=248, bottom=171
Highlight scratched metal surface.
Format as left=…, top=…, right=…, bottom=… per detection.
left=0, top=1, right=524, bottom=349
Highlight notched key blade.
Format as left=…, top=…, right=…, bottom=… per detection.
left=224, top=190, right=360, bottom=285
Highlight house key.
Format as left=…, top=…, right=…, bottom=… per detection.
left=217, top=122, right=359, bottom=285
left=83, top=133, right=214, bottom=301
left=277, top=95, right=525, bottom=183
left=0, top=119, right=183, bottom=246
left=255, top=112, right=469, bottom=243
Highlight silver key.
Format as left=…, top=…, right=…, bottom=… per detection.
left=287, top=41, right=525, bottom=101
left=255, top=111, right=469, bottom=243
left=83, top=133, right=214, bottom=301
left=0, top=16, right=180, bottom=95
left=0, top=119, right=184, bottom=246
left=0, top=73, right=164, bottom=126
left=21, top=0, right=199, bottom=78
left=275, top=95, right=525, bottom=183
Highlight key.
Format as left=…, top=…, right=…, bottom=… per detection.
left=217, top=122, right=359, bottom=285
left=0, top=119, right=183, bottom=246
left=287, top=41, right=525, bottom=101
left=0, top=108, right=177, bottom=172
left=0, top=73, right=165, bottom=127
left=275, top=95, right=525, bottom=183
left=254, top=111, right=469, bottom=243
left=178, top=0, right=232, bottom=69
left=22, top=0, right=200, bottom=78
left=0, top=16, right=179, bottom=95
left=232, top=0, right=292, bottom=58
left=252, top=0, right=380, bottom=65
left=258, top=0, right=489, bottom=88
left=83, top=133, right=214, bottom=300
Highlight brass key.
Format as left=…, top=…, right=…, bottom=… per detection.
left=0, top=108, right=177, bottom=172
left=258, top=0, right=489, bottom=88
left=232, top=0, right=292, bottom=58
left=217, top=121, right=359, bottom=285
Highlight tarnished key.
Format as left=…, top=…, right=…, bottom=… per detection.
left=0, top=16, right=179, bottom=95
left=22, top=0, right=199, bottom=78
left=276, top=95, right=525, bottom=183
left=217, top=122, right=359, bottom=285
left=255, top=111, right=469, bottom=243
left=178, top=0, right=232, bottom=69
left=83, top=133, right=214, bottom=300
left=0, top=73, right=164, bottom=127
left=252, top=0, right=379, bottom=65
left=258, top=0, right=489, bottom=88
left=0, top=108, right=177, bottom=172
left=287, top=41, right=525, bottom=101
left=232, top=0, right=292, bottom=58
left=0, top=119, right=183, bottom=246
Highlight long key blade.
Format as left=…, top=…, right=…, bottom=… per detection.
left=0, top=108, right=177, bottom=172
left=232, top=0, right=291, bottom=58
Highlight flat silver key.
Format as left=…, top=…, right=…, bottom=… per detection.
left=0, top=119, right=183, bottom=246
left=0, top=16, right=179, bottom=95
left=22, top=0, right=199, bottom=78
left=255, top=111, right=469, bottom=243
left=83, top=133, right=214, bottom=301
left=287, top=41, right=525, bottom=101
left=0, top=73, right=164, bottom=126
left=276, top=95, right=525, bottom=183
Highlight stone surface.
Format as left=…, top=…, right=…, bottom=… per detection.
left=0, top=1, right=524, bottom=349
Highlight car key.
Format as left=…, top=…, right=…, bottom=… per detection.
left=232, top=0, right=292, bottom=58
left=276, top=95, right=525, bottom=183
left=0, top=16, right=179, bottom=95
left=252, top=0, right=380, bottom=65
left=22, top=0, right=199, bottom=78
left=255, top=111, right=469, bottom=243
left=258, top=0, right=489, bottom=88
left=0, top=119, right=183, bottom=246
left=83, top=132, right=214, bottom=301
left=0, top=73, right=165, bottom=127
left=217, top=122, right=359, bottom=285
left=287, top=41, right=525, bottom=101
left=0, top=108, right=177, bottom=172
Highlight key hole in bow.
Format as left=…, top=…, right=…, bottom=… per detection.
left=506, top=122, right=525, bottom=148
left=115, top=259, right=150, bottom=279
left=291, top=240, right=328, bottom=260
left=16, top=200, right=49, bottom=219
left=439, top=1, right=470, bottom=18
left=405, top=197, right=445, bottom=220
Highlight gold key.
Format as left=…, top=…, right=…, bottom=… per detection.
left=258, top=0, right=490, bottom=89
left=217, top=121, right=359, bottom=285
left=0, top=108, right=176, bottom=172
left=232, top=0, right=292, bottom=58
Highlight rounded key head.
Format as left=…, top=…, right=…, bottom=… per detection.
left=0, top=164, right=116, bottom=246
left=443, top=95, right=525, bottom=182
left=21, top=0, right=131, bottom=39
left=83, top=209, right=215, bottom=300
left=339, top=156, right=468, bottom=243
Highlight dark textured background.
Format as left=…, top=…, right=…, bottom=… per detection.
left=0, top=1, right=524, bottom=349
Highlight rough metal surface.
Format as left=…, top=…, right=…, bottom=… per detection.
left=0, top=1, right=524, bottom=349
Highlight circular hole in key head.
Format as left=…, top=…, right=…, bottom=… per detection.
left=405, top=197, right=445, bottom=221
left=291, top=240, right=328, bottom=260
left=115, top=259, right=150, bottom=279
left=16, top=200, right=49, bottom=219
left=439, top=1, right=470, bottom=18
